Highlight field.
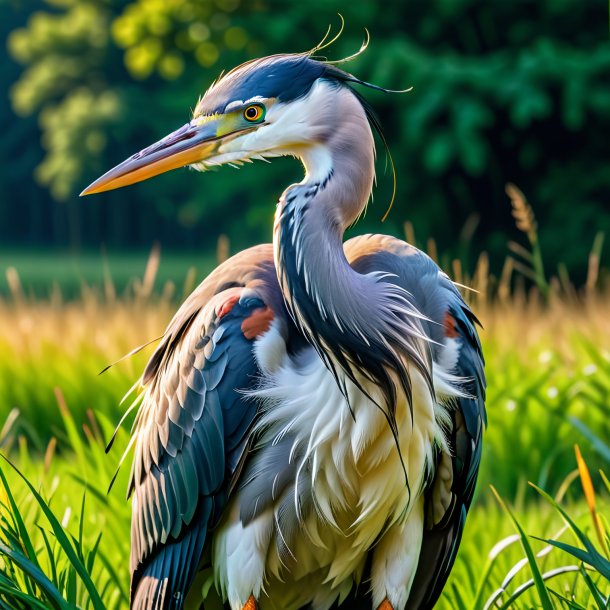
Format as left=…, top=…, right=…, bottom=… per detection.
left=0, top=254, right=609, bottom=610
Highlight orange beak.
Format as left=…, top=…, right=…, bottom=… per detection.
left=80, top=119, right=225, bottom=196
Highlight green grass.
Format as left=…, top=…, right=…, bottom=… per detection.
left=0, top=401, right=131, bottom=610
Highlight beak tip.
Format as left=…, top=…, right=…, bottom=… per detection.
left=80, top=180, right=104, bottom=197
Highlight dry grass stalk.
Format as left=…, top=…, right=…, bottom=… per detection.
left=473, top=252, right=489, bottom=306
left=459, top=213, right=480, bottom=245
left=586, top=232, right=605, bottom=295
left=404, top=221, right=416, bottom=247
left=557, top=263, right=578, bottom=303
left=5, top=267, right=24, bottom=302
left=101, top=245, right=116, bottom=304
left=44, top=437, right=57, bottom=474
left=505, top=183, right=549, bottom=298
left=506, top=183, right=537, bottom=242
left=216, top=234, right=230, bottom=264
left=498, top=257, right=514, bottom=303
left=426, top=237, right=438, bottom=263
left=0, top=408, right=20, bottom=450
left=140, top=242, right=161, bottom=299
left=451, top=258, right=463, bottom=286
left=161, top=280, right=176, bottom=302
left=182, top=266, right=198, bottom=300
left=586, top=251, right=600, bottom=295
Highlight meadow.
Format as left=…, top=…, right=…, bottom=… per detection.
left=0, top=232, right=609, bottom=609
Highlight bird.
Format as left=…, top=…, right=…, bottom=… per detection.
left=82, top=49, right=486, bottom=610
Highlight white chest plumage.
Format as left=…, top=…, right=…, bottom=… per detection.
left=212, top=324, right=459, bottom=610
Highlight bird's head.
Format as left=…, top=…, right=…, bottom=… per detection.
left=81, top=53, right=386, bottom=195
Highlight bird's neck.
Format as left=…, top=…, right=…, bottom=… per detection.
left=272, top=86, right=434, bottom=483
left=273, top=88, right=376, bottom=345
left=273, top=165, right=374, bottom=393
left=273, top=97, right=404, bottom=401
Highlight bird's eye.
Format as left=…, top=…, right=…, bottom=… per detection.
left=243, top=104, right=265, bottom=123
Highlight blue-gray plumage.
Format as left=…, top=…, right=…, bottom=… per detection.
left=197, top=55, right=329, bottom=114
left=82, top=50, right=486, bottom=610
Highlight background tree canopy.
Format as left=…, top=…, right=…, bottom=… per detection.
left=2, top=0, right=609, bottom=283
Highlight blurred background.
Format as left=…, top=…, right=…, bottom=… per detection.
left=1, top=0, right=609, bottom=296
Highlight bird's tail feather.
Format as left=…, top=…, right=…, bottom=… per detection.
left=131, top=522, right=208, bottom=610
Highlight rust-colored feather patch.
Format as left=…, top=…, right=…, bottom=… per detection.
left=241, top=306, right=274, bottom=340
left=217, top=295, right=240, bottom=319
left=443, top=311, right=459, bottom=338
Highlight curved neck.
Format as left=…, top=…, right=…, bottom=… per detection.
left=272, top=87, right=426, bottom=415
left=271, top=84, right=433, bottom=483
left=296, top=91, right=376, bottom=231
left=273, top=86, right=376, bottom=333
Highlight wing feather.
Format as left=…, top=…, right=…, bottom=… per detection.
left=130, top=298, right=260, bottom=607
left=407, top=304, right=486, bottom=610
left=127, top=246, right=284, bottom=610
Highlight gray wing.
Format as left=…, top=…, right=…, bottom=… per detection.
left=128, top=245, right=287, bottom=610
left=407, top=300, right=485, bottom=610
left=345, top=235, right=486, bottom=610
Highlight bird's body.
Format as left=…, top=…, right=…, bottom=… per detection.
left=84, top=51, right=486, bottom=610
left=212, top=237, right=457, bottom=610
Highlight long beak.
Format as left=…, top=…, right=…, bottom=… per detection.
left=80, top=118, right=227, bottom=196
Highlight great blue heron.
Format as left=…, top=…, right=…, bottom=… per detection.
left=82, top=50, right=486, bottom=610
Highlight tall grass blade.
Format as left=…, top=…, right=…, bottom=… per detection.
left=0, top=583, right=58, bottom=610
left=568, top=417, right=610, bottom=463
left=578, top=564, right=607, bottom=610
left=530, top=483, right=610, bottom=579
left=0, top=456, right=106, bottom=610
left=490, top=485, right=555, bottom=610
left=497, top=566, right=580, bottom=609
left=0, top=462, right=39, bottom=570
left=600, top=470, right=610, bottom=495
left=38, top=526, right=60, bottom=586
left=574, top=446, right=608, bottom=556
left=0, top=540, right=70, bottom=609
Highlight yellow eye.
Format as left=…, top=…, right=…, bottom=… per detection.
left=243, top=104, right=265, bottom=122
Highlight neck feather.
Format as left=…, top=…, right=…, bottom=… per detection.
left=273, top=89, right=432, bottom=427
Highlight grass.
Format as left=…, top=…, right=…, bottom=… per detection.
left=0, top=400, right=607, bottom=609
left=0, top=397, right=131, bottom=610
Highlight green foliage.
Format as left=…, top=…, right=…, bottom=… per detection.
left=2, top=0, right=609, bottom=279
left=7, top=1, right=122, bottom=201
left=112, top=0, right=248, bottom=79
left=0, top=398, right=131, bottom=609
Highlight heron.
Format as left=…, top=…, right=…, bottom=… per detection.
left=82, top=49, right=486, bottom=610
